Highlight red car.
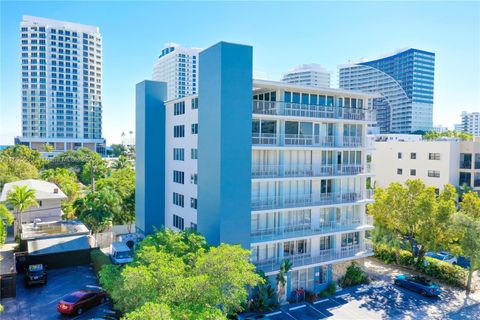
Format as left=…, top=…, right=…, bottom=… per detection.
left=57, top=290, right=107, bottom=315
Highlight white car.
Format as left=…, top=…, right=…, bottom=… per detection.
left=425, top=251, right=458, bottom=265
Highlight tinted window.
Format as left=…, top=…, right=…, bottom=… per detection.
left=63, top=294, right=81, bottom=303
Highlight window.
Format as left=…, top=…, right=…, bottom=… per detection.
left=173, top=148, right=184, bottom=160
left=191, top=173, right=198, bottom=184
left=397, top=152, right=402, bottom=159
left=428, top=170, right=440, bottom=178
left=173, top=125, right=185, bottom=137
left=190, top=198, right=197, bottom=209
left=190, top=222, right=197, bottom=231
left=191, top=123, right=198, bottom=134
left=173, top=214, right=184, bottom=230
left=460, top=153, right=472, bottom=169
left=410, top=153, right=416, bottom=159
left=341, top=232, right=359, bottom=247
left=191, top=98, right=198, bottom=109
left=475, top=154, right=480, bottom=169
left=459, top=172, right=471, bottom=186
left=173, top=170, right=184, bottom=184
left=429, top=153, right=441, bottom=160
left=174, top=101, right=185, bottom=115
left=191, top=148, right=198, bottom=159
left=173, top=192, right=184, bottom=207
left=410, top=169, right=416, bottom=176
left=397, top=168, right=403, bottom=175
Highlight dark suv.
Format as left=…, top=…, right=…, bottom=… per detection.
left=25, top=264, right=47, bottom=286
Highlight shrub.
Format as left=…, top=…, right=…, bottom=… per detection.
left=91, top=248, right=111, bottom=274
left=373, top=243, right=397, bottom=264
left=318, top=282, right=336, bottom=298
left=397, top=250, right=415, bottom=266
left=305, top=290, right=317, bottom=303
left=338, top=262, right=369, bottom=288
left=420, top=257, right=467, bottom=288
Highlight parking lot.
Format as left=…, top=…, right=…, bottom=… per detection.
left=256, top=280, right=480, bottom=320
left=1, top=265, right=116, bottom=320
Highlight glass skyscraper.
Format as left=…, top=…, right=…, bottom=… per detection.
left=339, top=48, right=435, bottom=133
left=16, top=16, right=105, bottom=154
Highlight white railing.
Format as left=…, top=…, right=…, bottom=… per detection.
left=251, top=164, right=365, bottom=178
left=343, top=136, right=363, bottom=147
left=251, top=192, right=363, bottom=211
left=252, top=133, right=365, bottom=148
left=252, top=100, right=374, bottom=122
left=254, top=243, right=373, bottom=273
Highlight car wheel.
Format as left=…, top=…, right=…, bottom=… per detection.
left=394, top=280, right=401, bottom=286
left=76, top=308, right=83, bottom=315
left=420, top=290, right=427, bottom=296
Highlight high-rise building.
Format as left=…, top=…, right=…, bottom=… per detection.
left=339, top=48, right=435, bottom=134
left=432, top=125, right=448, bottom=133
left=454, top=123, right=464, bottom=132
left=152, top=43, right=201, bottom=100
left=137, top=42, right=375, bottom=299
left=16, top=16, right=105, bottom=154
left=460, top=111, right=480, bottom=136
left=282, top=64, right=331, bottom=88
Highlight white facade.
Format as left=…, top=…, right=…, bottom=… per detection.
left=152, top=43, right=201, bottom=100
left=460, top=111, right=480, bottom=136
left=432, top=125, right=448, bottom=133
left=18, top=16, right=105, bottom=154
left=163, top=80, right=375, bottom=292
left=372, top=137, right=480, bottom=192
left=281, top=64, right=331, bottom=88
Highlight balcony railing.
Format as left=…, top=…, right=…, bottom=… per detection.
left=251, top=192, right=370, bottom=211
left=251, top=218, right=374, bottom=243
left=251, top=164, right=367, bottom=179
left=252, top=100, right=374, bottom=122
left=253, top=242, right=373, bottom=273
left=252, top=133, right=364, bottom=148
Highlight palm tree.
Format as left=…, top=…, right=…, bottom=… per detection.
left=0, top=203, right=14, bottom=246
left=276, top=259, right=293, bottom=303
left=111, top=155, right=129, bottom=170
left=5, top=186, right=38, bottom=236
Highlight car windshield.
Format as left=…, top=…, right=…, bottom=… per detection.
left=411, top=276, right=432, bottom=286
left=62, top=293, right=83, bottom=303
left=29, top=270, right=43, bottom=276
left=116, top=251, right=132, bottom=259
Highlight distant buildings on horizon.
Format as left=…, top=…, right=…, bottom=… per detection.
left=281, top=64, right=331, bottom=88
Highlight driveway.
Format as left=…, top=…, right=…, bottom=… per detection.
left=1, top=265, right=116, bottom=320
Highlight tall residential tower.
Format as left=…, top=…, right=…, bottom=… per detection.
left=282, top=64, right=331, bottom=88
left=339, top=48, right=435, bottom=134
left=137, top=42, right=375, bottom=300
left=16, top=16, right=105, bottom=154
left=152, top=43, right=202, bottom=100
left=460, top=111, right=480, bottom=136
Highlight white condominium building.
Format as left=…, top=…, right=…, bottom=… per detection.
left=282, top=64, right=331, bottom=88
left=460, top=111, right=480, bottom=137
left=16, top=16, right=105, bottom=154
left=152, top=43, right=201, bottom=100
left=372, top=136, right=480, bottom=192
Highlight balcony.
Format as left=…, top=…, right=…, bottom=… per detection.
left=252, top=133, right=364, bottom=148
left=254, top=242, right=373, bottom=273
left=253, top=100, right=374, bottom=122
left=251, top=192, right=372, bottom=211
left=251, top=164, right=369, bottom=179
left=251, top=216, right=374, bottom=243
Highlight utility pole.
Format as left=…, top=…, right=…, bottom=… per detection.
left=91, top=161, right=97, bottom=192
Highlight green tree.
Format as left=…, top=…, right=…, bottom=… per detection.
left=99, top=230, right=261, bottom=318
left=43, top=143, right=54, bottom=153
left=0, top=145, right=47, bottom=168
left=109, top=144, right=127, bottom=157
left=0, top=204, right=14, bottom=246
left=422, top=130, right=473, bottom=141
left=111, top=155, right=130, bottom=170
left=5, top=186, right=38, bottom=235
left=74, top=187, right=120, bottom=235
left=459, top=192, right=480, bottom=220
left=368, top=180, right=457, bottom=264
left=0, top=157, right=39, bottom=189
left=41, top=168, right=80, bottom=219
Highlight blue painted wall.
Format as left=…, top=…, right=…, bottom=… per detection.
left=197, top=42, right=253, bottom=248
left=135, top=80, right=167, bottom=234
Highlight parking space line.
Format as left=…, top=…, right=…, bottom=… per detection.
left=289, top=305, right=306, bottom=311
left=313, top=298, right=330, bottom=304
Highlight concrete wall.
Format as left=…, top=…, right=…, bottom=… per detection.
left=197, top=42, right=253, bottom=248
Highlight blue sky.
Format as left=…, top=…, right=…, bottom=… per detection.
left=1, top=1, right=479, bottom=145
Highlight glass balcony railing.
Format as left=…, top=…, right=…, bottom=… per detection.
left=252, top=133, right=365, bottom=148
left=251, top=192, right=372, bottom=211
left=253, top=242, right=374, bottom=273
left=250, top=217, right=374, bottom=243
left=251, top=164, right=369, bottom=179
left=252, top=100, right=374, bottom=122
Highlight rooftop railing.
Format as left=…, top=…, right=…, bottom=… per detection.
left=252, top=100, right=374, bottom=122
left=251, top=164, right=367, bottom=179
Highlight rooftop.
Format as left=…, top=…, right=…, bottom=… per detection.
left=21, top=15, right=99, bottom=34
left=0, top=179, right=67, bottom=202
left=21, top=220, right=89, bottom=241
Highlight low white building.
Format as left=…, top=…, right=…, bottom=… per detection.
left=372, top=137, right=480, bottom=192
left=0, top=179, right=67, bottom=225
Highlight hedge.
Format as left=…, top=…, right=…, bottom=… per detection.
left=374, top=243, right=467, bottom=288
left=91, top=248, right=112, bottom=274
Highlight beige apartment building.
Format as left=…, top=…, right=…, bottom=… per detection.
left=372, top=137, right=480, bottom=192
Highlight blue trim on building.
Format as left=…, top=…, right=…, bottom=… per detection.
left=197, top=42, right=253, bottom=248
left=135, top=80, right=168, bottom=234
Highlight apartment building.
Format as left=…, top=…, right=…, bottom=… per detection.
left=372, top=136, right=480, bottom=192
left=460, top=111, right=480, bottom=136
left=16, top=16, right=105, bottom=154
left=281, top=64, right=331, bottom=88
left=152, top=43, right=201, bottom=100
left=137, top=42, right=375, bottom=298
left=339, top=48, right=435, bottom=134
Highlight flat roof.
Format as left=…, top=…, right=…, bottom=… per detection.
left=27, top=235, right=90, bottom=255
left=21, top=220, right=89, bottom=241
